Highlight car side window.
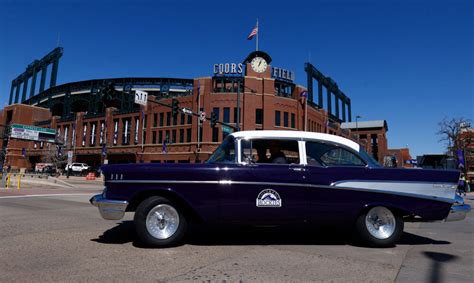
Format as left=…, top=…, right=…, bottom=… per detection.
left=306, top=141, right=365, bottom=167
left=241, top=139, right=300, bottom=165
left=207, top=136, right=236, bottom=163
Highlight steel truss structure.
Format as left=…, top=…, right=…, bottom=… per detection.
left=9, top=47, right=64, bottom=105
left=23, top=77, right=194, bottom=119
left=305, top=62, right=352, bottom=123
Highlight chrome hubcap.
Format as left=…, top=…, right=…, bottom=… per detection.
left=146, top=204, right=180, bottom=240
left=365, top=206, right=396, bottom=240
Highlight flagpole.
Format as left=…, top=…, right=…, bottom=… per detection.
left=256, top=19, right=259, bottom=51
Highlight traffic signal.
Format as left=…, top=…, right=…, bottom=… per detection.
left=171, top=99, right=180, bottom=117
left=211, top=112, right=217, bottom=128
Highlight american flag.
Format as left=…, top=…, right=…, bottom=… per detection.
left=247, top=22, right=258, bottom=40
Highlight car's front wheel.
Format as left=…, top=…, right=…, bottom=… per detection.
left=134, top=196, right=187, bottom=247
left=355, top=206, right=404, bottom=247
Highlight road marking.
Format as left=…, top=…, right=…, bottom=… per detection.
left=0, top=193, right=93, bottom=199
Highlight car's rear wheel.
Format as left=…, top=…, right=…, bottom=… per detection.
left=134, top=196, right=187, bottom=247
left=355, top=206, right=403, bottom=247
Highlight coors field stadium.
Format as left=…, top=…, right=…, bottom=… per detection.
left=1, top=47, right=392, bottom=171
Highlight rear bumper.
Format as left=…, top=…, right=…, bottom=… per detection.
left=445, top=204, right=471, bottom=222
left=445, top=195, right=471, bottom=222
left=90, top=194, right=128, bottom=220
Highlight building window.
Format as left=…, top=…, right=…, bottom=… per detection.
left=166, top=112, right=171, bottom=126
left=212, top=127, right=219, bottom=142
left=165, top=130, right=170, bottom=143
left=256, top=109, right=263, bottom=125
left=159, top=131, right=163, bottom=144
left=291, top=113, right=295, bottom=128
left=275, top=81, right=294, bottom=98
left=113, top=120, right=118, bottom=145
left=153, top=113, right=158, bottom=127
left=122, top=118, right=131, bottom=145
left=223, top=107, right=230, bottom=123
left=284, top=112, right=289, bottom=128
left=134, top=118, right=139, bottom=144
left=173, top=114, right=177, bottom=126
left=90, top=123, right=97, bottom=146
left=212, top=77, right=243, bottom=93
left=275, top=111, right=281, bottom=126
left=82, top=124, right=87, bottom=147
left=179, top=129, right=184, bottom=143
left=152, top=131, right=157, bottom=144
left=186, top=128, right=191, bottom=142
left=172, top=129, right=177, bottom=143
left=159, top=113, right=164, bottom=127
left=64, top=126, right=69, bottom=146
left=187, top=114, right=192, bottom=125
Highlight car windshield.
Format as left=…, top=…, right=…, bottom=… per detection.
left=207, top=136, right=236, bottom=163
left=358, top=148, right=381, bottom=168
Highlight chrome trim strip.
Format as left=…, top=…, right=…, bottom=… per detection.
left=331, top=180, right=457, bottom=203
left=105, top=179, right=456, bottom=203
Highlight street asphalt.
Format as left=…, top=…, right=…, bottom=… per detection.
left=0, top=184, right=472, bottom=282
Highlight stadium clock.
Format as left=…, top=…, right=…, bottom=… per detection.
left=250, top=57, right=268, bottom=73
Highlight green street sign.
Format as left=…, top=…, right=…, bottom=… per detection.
left=11, top=124, right=56, bottom=134
left=221, top=125, right=233, bottom=134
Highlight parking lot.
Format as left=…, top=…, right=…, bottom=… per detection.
left=0, top=185, right=472, bottom=282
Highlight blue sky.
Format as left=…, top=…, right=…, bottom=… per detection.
left=1, top=0, right=472, bottom=156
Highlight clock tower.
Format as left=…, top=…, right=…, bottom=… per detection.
left=243, top=51, right=273, bottom=78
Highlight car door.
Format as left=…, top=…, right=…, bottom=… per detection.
left=220, top=138, right=308, bottom=225
left=303, top=140, right=369, bottom=225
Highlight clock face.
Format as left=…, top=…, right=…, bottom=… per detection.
left=250, top=57, right=268, bottom=73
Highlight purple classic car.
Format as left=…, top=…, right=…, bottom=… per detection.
left=91, top=131, right=470, bottom=248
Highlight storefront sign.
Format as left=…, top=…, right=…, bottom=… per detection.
left=213, top=63, right=244, bottom=75
left=10, top=124, right=56, bottom=143
left=272, top=67, right=295, bottom=82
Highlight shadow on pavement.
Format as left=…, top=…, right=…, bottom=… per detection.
left=423, top=251, right=459, bottom=283
left=91, top=221, right=135, bottom=244
left=91, top=222, right=451, bottom=248
left=397, top=232, right=451, bottom=245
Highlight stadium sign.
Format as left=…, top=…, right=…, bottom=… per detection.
left=10, top=124, right=57, bottom=143
left=213, top=63, right=244, bottom=75
left=271, top=67, right=295, bottom=82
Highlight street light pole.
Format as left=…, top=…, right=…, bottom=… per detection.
left=237, top=84, right=240, bottom=132
left=236, top=83, right=256, bottom=132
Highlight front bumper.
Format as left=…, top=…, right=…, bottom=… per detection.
left=90, top=194, right=128, bottom=220
left=445, top=195, right=471, bottom=222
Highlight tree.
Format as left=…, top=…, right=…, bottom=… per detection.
left=41, top=145, right=67, bottom=171
left=437, top=117, right=472, bottom=170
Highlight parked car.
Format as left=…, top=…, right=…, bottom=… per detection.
left=65, top=163, right=90, bottom=176
left=91, top=131, right=471, bottom=248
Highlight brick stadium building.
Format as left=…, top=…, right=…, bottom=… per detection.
left=1, top=50, right=390, bottom=170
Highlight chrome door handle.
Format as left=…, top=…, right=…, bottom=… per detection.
left=290, top=167, right=305, bottom=172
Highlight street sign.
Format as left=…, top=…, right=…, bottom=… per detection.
left=10, top=124, right=56, bottom=143
left=134, top=90, right=148, bottom=106
left=181, top=107, right=193, bottom=115
left=199, top=111, right=206, bottom=122
left=222, top=125, right=233, bottom=134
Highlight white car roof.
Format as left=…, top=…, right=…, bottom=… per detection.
left=230, top=130, right=360, bottom=152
